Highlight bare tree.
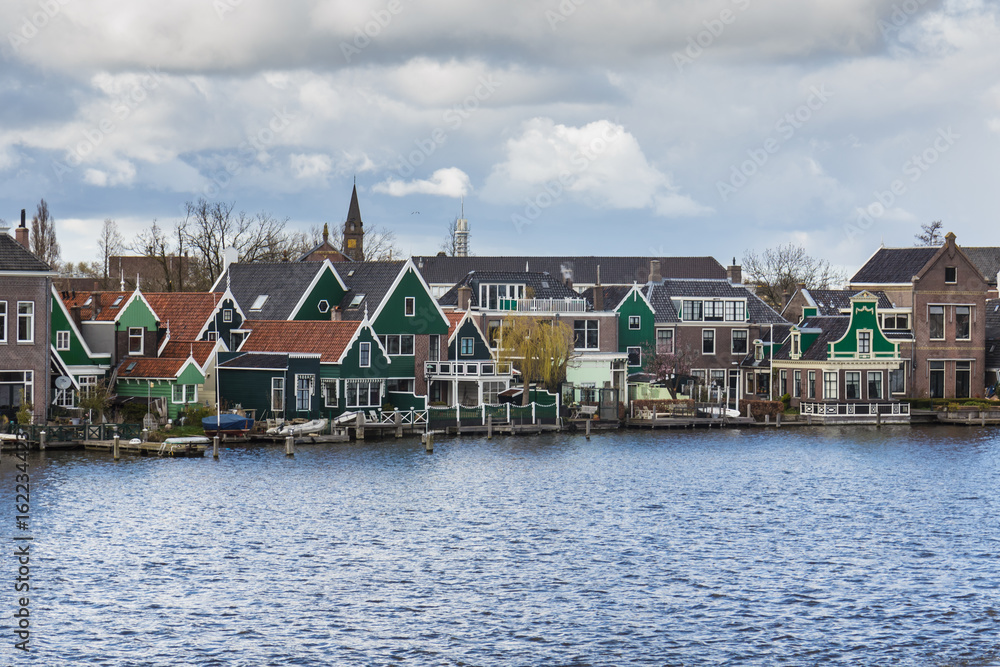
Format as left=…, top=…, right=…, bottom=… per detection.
left=129, top=220, right=179, bottom=291
left=360, top=224, right=400, bottom=261
left=97, top=218, right=124, bottom=287
left=181, top=199, right=289, bottom=283
left=915, top=221, right=943, bottom=246
left=742, top=243, right=846, bottom=310
left=30, top=199, right=60, bottom=269
left=441, top=219, right=459, bottom=256
left=641, top=340, right=697, bottom=399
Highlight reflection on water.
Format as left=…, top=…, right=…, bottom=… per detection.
left=3, top=426, right=999, bottom=665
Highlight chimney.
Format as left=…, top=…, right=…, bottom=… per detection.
left=726, top=257, right=742, bottom=284
left=649, top=259, right=662, bottom=283
left=457, top=285, right=472, bottom=311
left=15, top=208, right=28, bottom=249
left=331, top=307, right=342, bottom=321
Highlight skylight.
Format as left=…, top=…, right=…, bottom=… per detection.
left=250, top=295, right=269, bottom=311
left=84, top=296, right=93, bottom=306
left=347, top=270, right=355, bottom=277
left=126, top=362, right=137, bottom=372
left=348, top=294, right=365, bottom=308
left=112, top=296, right=124, bottom=307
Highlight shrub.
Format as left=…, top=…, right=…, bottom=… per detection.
left=743, top=400, right=783, bottom=422
left=780, top=393, right=791, bottom=410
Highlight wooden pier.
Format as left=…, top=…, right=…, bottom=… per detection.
left=84, top=439, right=207, bottom=458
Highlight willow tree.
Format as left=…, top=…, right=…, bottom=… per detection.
left=497, top=316, right=575, bottom=405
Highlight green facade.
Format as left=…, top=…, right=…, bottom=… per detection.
left=373, top=267, right=449, bottom=335
left=115, top=294, right=158, bottom=332
left=448, top=319, right=492, bottom=361
left=293, top=267, right=348, bottom=321
left=204, top=296, right=244, bottom=342
left=615, top=288, right=655, bottom=369
left=828, top=295, right=897, bottom=359
left=51, top=294, right=111, bottom=368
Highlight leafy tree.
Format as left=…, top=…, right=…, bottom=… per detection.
left=915, top=220, right=943, bottom=246
left=30, top=199, right=60, bottom=269
left=497, top=316, right=575, bottom=405
left=742, top=243, right=845, bottom=310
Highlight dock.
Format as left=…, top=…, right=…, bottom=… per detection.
left=84, top=439, right=207, bottom=457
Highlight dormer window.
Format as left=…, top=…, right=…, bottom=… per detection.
left=790, top=333, right=801, bottom=359
left=754, top=341, right=764, bottom=361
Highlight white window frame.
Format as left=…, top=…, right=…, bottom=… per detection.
left=172, top=384, right=197, bottom=404
left=16, top=301, right=34, bottom=343
left=955, top=306, right=971, bottom=341
left=808, top=370, right=817, bottom=399
left=857, top=329, right=871, bottom=357
left=823, top=371, right=837, bottom=399
left=79, top=375, right=97, bottom=397
left=702, top=329, right=715, bottom=355
left=359, top=342, right=371, bottom=368
left=54, top=387, right=76, bottom=408
left=271, top=377, right=285, bottom=412
left=655, top=328, right=674, bottom=355
left=731, top=329, right=748, bottom=355
left=867, top=371, right=882, bottom=400
left=128, top=327, right=144, bottom=355
left=627, top=346, right=642, bottom=367
left=628, top=315, right=641, bottom=330
left=321, top=379, right=339, bottom=408
left=928, top=305, right=945, bottom=341
left=56, top=330, right=71, bottom=351
left=404, top=297, right=415, bottom=317
left=890, top=366, right=906, bottom=395
left=574, top=319, right=599, bottom=350
left=793, top=370, right=801, bottom=398
left=345, top=379, right=383, bottom=408
left=945, top=266, right=957, bottom=284
left=460, top=337, right=475, bottom=356
left=295, top=374, right=315, bottom=411
left=223, top=309, right=233, bottom=323
left=845, top=371, right=861, bottom=400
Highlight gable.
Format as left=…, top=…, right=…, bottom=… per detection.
left=338, top=326, right=393, bottom=379
left=449, top=318, right=493, bottom=360
left=51, top=291, right=111, bottom=368
left=176, top=359, right=206, bottom=385
left=292, top=263, right=349, bottom=320
left=372, top=264, right=449, bottom=335
left=115, top=292, right=158, bottom=331
left=615, top=287, right=655, bottom=357
left=828, top=296, right=897, bottom=359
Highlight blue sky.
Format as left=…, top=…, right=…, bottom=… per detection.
left=1, top=0, right=997, bottom=274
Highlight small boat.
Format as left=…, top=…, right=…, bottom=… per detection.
left=267, top=418, right=328, bottom=436
left=697, top=406, right=741, bottom=419
left=332, top=411, right=361, bottom=426
left=163, top=436, right=212, bottom=445
left=203, top=413, right=255, bottom=437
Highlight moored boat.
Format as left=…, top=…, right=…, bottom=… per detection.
left=203, top=413, right=255, bottom=437
left=267, top=418, right=328, bottom=436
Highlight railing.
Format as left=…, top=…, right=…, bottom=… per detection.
left=425, top=361, right=513, bottom=377
left=799, top=402, right=910, bottom=416
left=426, top=402, right=559, bottom=426
left=496, top=297, right=588, bottom=313
left=374, top=410, right=428, bottom=426
left=0, top=423, right=145, bottom=442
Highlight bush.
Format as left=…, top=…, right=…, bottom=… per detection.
left=743, top=400, right=783, bottom=422
left=179, top=404, right=215, bottom=425
left=780, top=393, right=791, bottom=411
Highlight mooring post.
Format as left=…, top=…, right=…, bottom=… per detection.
left=876, top=410, right=882, bottom=428
left=424, top=432, right=433, bottom=453
left=213, top=435, right=220, bottom=459
left=487, top=414, right=493, bottom=440
left=585, top=416, right=591, bottom=439
left=113, top=434, right=120, bottom=461
left=765, top=414, right=770, bottom=426
left=356, top=412, right=365, bottom=440
left=807, top=414, right=812, bottom=426
left=39, top=430, right=46, bottom=451
left=394, top=409, right=402, bottom=438
left=776, top=412, right=781, bottom=428
left=285, top=434, right=294, bottom=456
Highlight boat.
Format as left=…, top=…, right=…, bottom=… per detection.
left=202, top=412, right=255, bottom=437
left=697, top=406, right=741, bottom=419
left=267, top=418, right=328, bottom=437
left=332, top=411, right=361, bottom=426
left=163, top=436, right=212, bottom=445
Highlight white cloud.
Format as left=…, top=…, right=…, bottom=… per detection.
left=82, top=161, right=136, bottom=187
left=482, top=117, right=711, bottom=217
left=374, top=167, right=471, bottom=197
left=290, top=153, right=333, bottom=179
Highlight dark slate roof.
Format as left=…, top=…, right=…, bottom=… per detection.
left=738, top=323, right=795, bottom=368
left=600, top=285, right=634, bottom=311
left=643, top=285, right=680, bottom=323
left=413, top=256, right=726, bottom=285
left=0, top=233, right=51, bottom=272
left=218, top=352, right=288, bottom=369
left=772, top=317, right=849, bottom=362
left=223, top=262, right=326, bottom=320
left=806, top=289, right=894, bottom=315
left=335, top=261, right=405, bottom=320
left=987, top=299, right=1000, bottom=340
left=963, top=247, right=1000, bottom=285
left=645, top=279, right=788, bottom=324
left=850, top=247, right=938, bottom=284
left=438, top=270, right=584, bottom=308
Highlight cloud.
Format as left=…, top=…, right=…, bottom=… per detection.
left=373, top=167, right=471, bottom=197
left=290, top=153, right=333, bottom=179
left=82, top=160, right=137, bottom=187
left=482, top=117, right=711, bottom=216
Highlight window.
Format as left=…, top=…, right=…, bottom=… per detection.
left=779, top=370, right=787, bottom=393
left=346, top=380, right=382, bottom=408
left=79, top=376, right=97, bottom=398
left=54, top=387, right=76, bottom=408
left=579, top=382, right=597, bottom=403
left=682, top=300, right=702, bottom=321
left=627, top=346, right=642, bottom=366
left=322, top=379, right=338, bottom=407
left=704, top=301, right=724, bottom=322
left=791, top=333, right=801, bottom=359
left=858, top=331, right=871, bottom=356
left=724, top=301, right=745, bottom=322
left=824, top=372, right=838, bottom=399
left=271, top=377, right=285, bottom=412
left=378, top=334, right=415, bottom=356
left=955, top=361, right=971, bottom=399
left=808, top=371, right=817, bottom=399
left=702, top=329, right=715, bottom=355
left=250, top=295, right=268, bottom=311
left=483, top=381, right=504, bottom=405
left=359, top=342, right=371, bottom=368
left=890, top=367, right=906, bottom=394
left=0, top=301, right=6, bottom=343
left=656, top=329, right=674, bottom=354
left=929, top=305, right=944, bottom=340
left=16, top=302, right=33, bottom=343
left=223, top=309, right=233, bottom=323
left=883, top=314, right=909, bottom=330
left=574, top=320, right=599, bottom=349
left=317, top=300, right=330, bottom=314
left=732, top=329, right=748, bottom=355
left=460, top=337, right=475, bottom=356
left=710, top=370, right=725, bottom=388
left=929, top=361, right=944, bottom=399
left=956, top=306, right=970, bottom=340
left=386, top=379, right=415, bottom=393
left=348, top=294, right=365, bottom=309
left=128, top=327, right=143, bottom=355
left=404, top=297, right=415, bottom=316
left=295, top=374, right=314, bottom=411
left=868, top=371, right=882, bottom=400
left=56, top=330, right=71, bottom=351
left=628, top=315, right=641, bottom=329
left=429, top=334, right=440, bottom=361
left=479, top=283, right=525, bottom=310
left=206, top=331, right=218, bottom=342
left=793, top=370, right=801, bottom=398
left=945, top=266, right=957, bottom=283
left=172, top=384, right=197, bottom=404
left=754, top=343, right=763, bottom=362
left=845, top=372, right=861, bottom=399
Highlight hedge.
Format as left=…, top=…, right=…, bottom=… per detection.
left=742, top=400, right=783, bottom=421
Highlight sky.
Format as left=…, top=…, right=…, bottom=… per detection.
left=1, top=0, right=998, bottom=276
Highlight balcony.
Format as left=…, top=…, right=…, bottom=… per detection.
left=494, top=297, right=588, bottom=313
left=425, top=360, right=513, bottom=378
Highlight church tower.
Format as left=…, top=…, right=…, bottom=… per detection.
left=343, top=184, right=364, bottom=261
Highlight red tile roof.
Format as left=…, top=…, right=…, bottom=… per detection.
left=60, top=291, right=131, bottom=321
left=446, top=312, right=465, bottom=339
left=160, top=340, right=216, bottom=367
left=145, top=292, right=222, bottom=340
left=116, top=357, right=188, bottom=379
left=241, top=320, right=362, bottom=363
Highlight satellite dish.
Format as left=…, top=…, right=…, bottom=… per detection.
left=55, top=376, right=72, bottom=390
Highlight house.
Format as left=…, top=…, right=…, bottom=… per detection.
left=425, top=311, right=512, bottom=407
left=0, top=213, right=56, bottom=423
left=849, top=233, right=988, bottom=398
left=770, top=291, right=910, bottom=422
left=50, top=286, right=113, bottom=410
left=297, top=223, right=352, bottom=263
left=781, top=285, right=895, bottom=324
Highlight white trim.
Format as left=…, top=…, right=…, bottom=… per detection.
left=288, top=259, right=348, bottom=320
left=334, top=319, right=391, bottom=365
left=50, top=286, right=111, bottom=362
left=368, top=258, right=450, bottom=331
left=612, top=284, right=655, bottom=315
left=113, top=287, right=159, bottom=326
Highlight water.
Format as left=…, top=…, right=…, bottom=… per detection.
left=3, top=426, right=999, bottom=665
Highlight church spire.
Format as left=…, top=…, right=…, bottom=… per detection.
left=343, top=184, right=364, bottom=261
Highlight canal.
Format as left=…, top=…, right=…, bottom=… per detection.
left=2, top=426, right=998, bottom=665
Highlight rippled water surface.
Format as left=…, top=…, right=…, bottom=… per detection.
left=3, top=426, right=1000, bottom=665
